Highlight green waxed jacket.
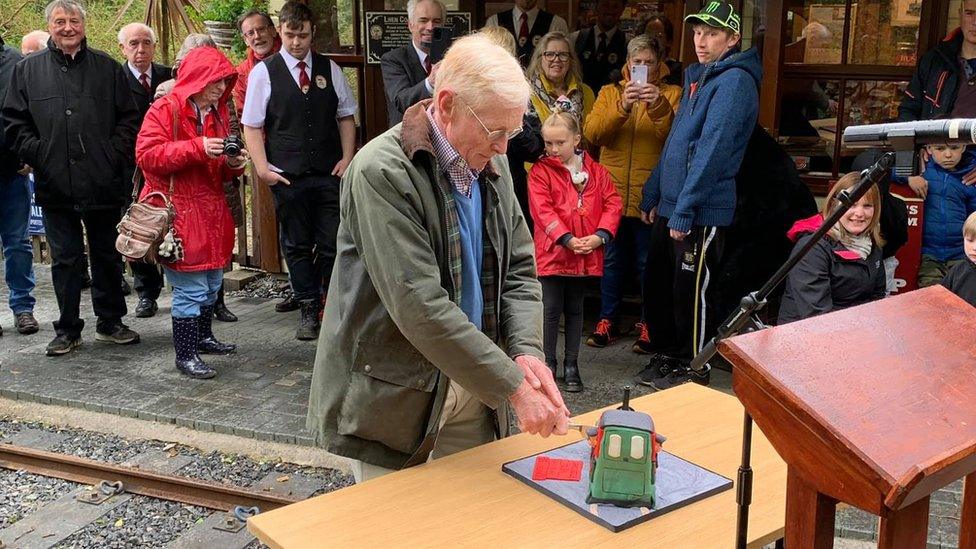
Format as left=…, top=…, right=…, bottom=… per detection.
left=306, top=101, right=544, bottom=470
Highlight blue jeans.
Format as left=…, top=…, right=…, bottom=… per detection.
left=163, top=267, right=222, bottom=318
left=0, top=173, right=36, bottom=314
left=598, top=217, right=652, bottom=323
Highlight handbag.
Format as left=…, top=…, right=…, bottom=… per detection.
left=116, top=101, right=184, bottom=264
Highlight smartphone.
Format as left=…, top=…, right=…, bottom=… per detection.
left=630, top=64, right=648, bottom=85
left=428, top=26, right=454, bottom=65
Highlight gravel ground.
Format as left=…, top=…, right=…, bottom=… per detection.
left=0, top=415, right=352, bottom=547
left=226, top=274, right=289, bottom=300
left=53, top=497, right=210, bottom=549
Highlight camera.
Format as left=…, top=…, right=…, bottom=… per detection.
left=222, top=135, right=244, bottom=157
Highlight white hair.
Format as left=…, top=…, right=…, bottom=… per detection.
left=44, top=0, right=86, bottom=22
left=118, top=22, right=157, bottom=45
left=406, top=0, right=446, bottom=22
left=435, top=34, right=530, bottom=110
left=21, top=31, right=50, bottom=53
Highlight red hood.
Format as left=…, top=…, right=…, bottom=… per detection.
left=247, top=37, right=282, bottom=64
left=536, top=150, right=599, bottom=173
left=171, top=47, right=238, bottom=107
left=786, top=213, right=824, bottom=242
left=945, top=27, right=962, bottom=42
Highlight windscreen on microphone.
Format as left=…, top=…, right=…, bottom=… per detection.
left=842, top=119, right=976, bottom=149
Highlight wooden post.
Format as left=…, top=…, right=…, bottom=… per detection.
left=877, top=496, right=929, bottom=549
left=960, top=472, right=976, bottom=549
left=785, top=469, right=836, bottom=549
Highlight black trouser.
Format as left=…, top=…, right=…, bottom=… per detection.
left=270, top=173, right=340, bottom=302
left=42, top=208, right=128, bottom=337
left=641, top=218, right=726, bottom=361
left=130, top=261, right=163, bottom=300
left=541, top=276, right=587, bottom=366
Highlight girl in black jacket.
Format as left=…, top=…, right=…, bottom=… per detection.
left=778, top=173, right=887, bottom=324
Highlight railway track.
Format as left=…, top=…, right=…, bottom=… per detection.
left=0, top=428, right=348, bottom=549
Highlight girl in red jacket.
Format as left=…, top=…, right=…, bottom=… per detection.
left=136, top=47, right=248, bottom=380
left=529, top=110, right=622, bottom=392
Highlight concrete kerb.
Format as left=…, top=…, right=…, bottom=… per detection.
left=0, top=396, right=353, bottom=474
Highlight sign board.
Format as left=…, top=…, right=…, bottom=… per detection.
left=890, top=186, right=923, bottom=293
left=365, top=11, right=471, bottom=64
left=28, top=174, right=44, bottom=235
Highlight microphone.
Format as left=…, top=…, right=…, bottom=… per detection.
left=842, top=119, right=976, bottom=149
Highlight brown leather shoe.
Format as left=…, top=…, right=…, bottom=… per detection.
left=15, top=312, right=39, bottom=335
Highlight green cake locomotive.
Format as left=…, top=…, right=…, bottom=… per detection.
left=584, top=388, right=665, bottom=508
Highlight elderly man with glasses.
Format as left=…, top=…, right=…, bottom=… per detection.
left=307, top=33, right=569, bottom=483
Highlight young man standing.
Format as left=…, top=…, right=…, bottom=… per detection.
left=242, top=1, right=357, bottom=340
left=637, top=2, right=761, bottom=389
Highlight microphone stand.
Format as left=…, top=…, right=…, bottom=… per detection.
left=687, top=152, right=895, bottom=548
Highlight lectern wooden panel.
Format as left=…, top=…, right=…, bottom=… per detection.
left=719, top=286, right=976, bottom=548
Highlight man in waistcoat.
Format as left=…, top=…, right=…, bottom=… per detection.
left=485, top=0, right=569, bottom=67
left=571, top=0, right=627, bottom=91
left=241, top=1, right=357, bottom=340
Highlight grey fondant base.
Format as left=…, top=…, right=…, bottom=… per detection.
left=502, top=439, right=732, bottom=532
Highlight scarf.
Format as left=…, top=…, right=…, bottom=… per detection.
left=530, top=74, right=585, bottom=122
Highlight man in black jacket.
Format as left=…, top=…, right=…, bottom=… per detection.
left=118, top=22, right=172, bottom=319
left=900, top=2, right=976, bottom=121
left=0, top=35, right=39, bottom=338
left=380, top=0, right=444, bottom=127
left=2, top=0, right=141, bottom=356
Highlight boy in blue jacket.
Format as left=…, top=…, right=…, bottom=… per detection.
left=636, top=1, right=761, bottom=390
left=903, top=143, right=976, bottom=287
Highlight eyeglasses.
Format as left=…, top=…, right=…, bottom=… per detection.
left=243, top=25, right=272, bottom=39
left=463, top=101, right=522, bottom=142
left=542, top=51, right=572, bottom=62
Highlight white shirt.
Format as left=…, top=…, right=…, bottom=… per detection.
left=240, top=48, right=358, bottom=129
left=127, top=62, right=151, bottom=86
left=485, top=5, right=569, bottom=35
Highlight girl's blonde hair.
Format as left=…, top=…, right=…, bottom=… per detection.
left=542, top=109, right=581, bottom=136
left=477, top=25, right=517, bottom=58
left=823, top=172, right=885, bottom=246
left=964, top=211, right=976, bottom=239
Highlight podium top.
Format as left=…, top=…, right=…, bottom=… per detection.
left=720, top=286, right=976, bottom=513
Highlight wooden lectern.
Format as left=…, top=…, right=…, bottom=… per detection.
left=719, top=286, right=976, bottom=548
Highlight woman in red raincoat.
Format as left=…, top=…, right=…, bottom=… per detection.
left=529, top=110, right=622, bottom=393
left=136, top=46, right=248, bottom=379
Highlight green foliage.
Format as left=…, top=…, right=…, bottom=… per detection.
left=199, top=0, right=250, bottom=23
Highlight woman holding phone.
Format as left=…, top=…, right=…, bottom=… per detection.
left=582, top=34, right=682, bottom=354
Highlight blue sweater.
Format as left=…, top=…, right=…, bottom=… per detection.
left=454, top=181, right=484, bottom=330
left=896, top=153, right=976, bottom=262
left=639, top=48, right=762, bottom=233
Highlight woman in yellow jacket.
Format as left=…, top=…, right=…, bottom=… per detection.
left=583, top=35, right=681, bottom=354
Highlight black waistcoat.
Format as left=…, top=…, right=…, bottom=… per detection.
left=575, top=27, right=627, bottom=91
left=497, top=9, right=555, bottom=67
left=264, top=52, right=340, bottom=177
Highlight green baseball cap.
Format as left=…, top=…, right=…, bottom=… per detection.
left=685, top=1, right=742, bottom=34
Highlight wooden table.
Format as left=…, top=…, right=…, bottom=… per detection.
left=248, top=384, right=787, bottom=548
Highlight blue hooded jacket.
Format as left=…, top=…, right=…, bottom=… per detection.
left=639, top=47, right=763, bottom=233
left=896, top=152, right=976, bottom=262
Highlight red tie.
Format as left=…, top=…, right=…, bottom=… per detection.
left=297, top=60, right=310, bottom=92
left=424, top=56, right=431, bottom=75
left=139, top=73, right=150, bottom=93
left=518, top=12, right=529, bottom=43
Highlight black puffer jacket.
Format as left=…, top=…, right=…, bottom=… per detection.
left=1, top=38, right=139, bottom=210
left=899, top=28, right=964, bottom=121
left=777, top=216, right=887, bottom=324
left=0, top=36, right=23, bottom=177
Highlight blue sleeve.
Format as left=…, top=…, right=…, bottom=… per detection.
left=639, top=164, right=661, bottom=213
left=668, top=71, right=758, bottom=233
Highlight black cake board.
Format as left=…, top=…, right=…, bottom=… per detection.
left=502, top=439, right=732, bottom=532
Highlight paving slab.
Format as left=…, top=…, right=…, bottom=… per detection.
left=0, top=487, right=132, bottom=548
left=162, top=511, right=255, bottom=549
left=1, top=428, right=68, bottom=450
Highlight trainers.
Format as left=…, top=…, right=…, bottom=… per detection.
left=586, top=319, right=618, bottom=348
left=135, top=297, right=158, bottom=318
left=15, top=312, right=39, bottom=335
left=95, top=323, right=140, bottom=345
left=46, top=333, right=81, bottom=356
left=652, top=364, right=711, bottom=391
left=632, top=322, right=652, bottom=354
left=637, top=354, right=678, bottom=387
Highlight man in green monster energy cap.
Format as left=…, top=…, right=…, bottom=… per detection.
left=637, top=0, right=762, bottom=390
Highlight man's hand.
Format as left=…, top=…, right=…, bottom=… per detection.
left=514, top=354, right=570, bottom=418
left=670, top=228, right=688, bottom=241
left=202, top=137, right=225, bottom=158
left=332, top=156, right=353, bottom=177
left=640, top=206, right=656, bottom=225
left=964, top=168, right=976, bottom=186
left=508, top=379, right=569, bottom=437
left=17, top=164, right=31, bottom=176
left=426, top=61, right=440, bottom=88
left=907, top=175, right=928, bottom=198
left=257, top=168, right=291, bottom=187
